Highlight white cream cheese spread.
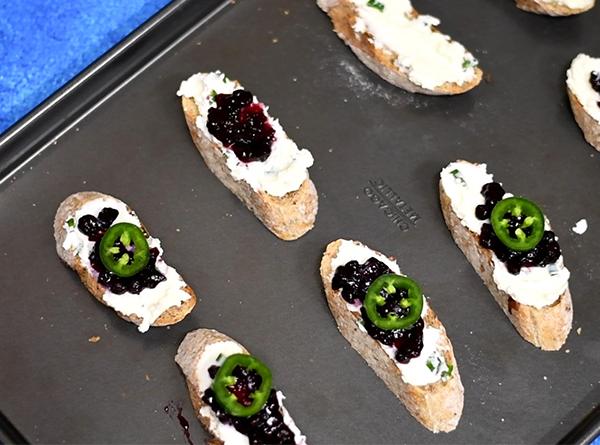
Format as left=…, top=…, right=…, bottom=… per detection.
left=330, top=239, right=451, bottom=386
left=536, top=0, right=594, bottom=9
left=440, top=161, right=570, bottom=308
left=177, top=71, right=314, bottom=197
left=572, top=218, right=588, bottom=234
left=349, top=0, right=478, bottom=90
left=61, top=196, right=191, bottom=333
left=176, top=341, right=306, bottom=445
left=567, top=53, right=600, bottom=124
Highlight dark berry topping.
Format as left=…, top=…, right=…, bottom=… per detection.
left=78, top=208, right=166, bottom=294
left=481, top=182, right=505, bottom=204
left=333, top=257, right=425, bottom=365
left=475, top=204, right=491, bottom=220
left=591, top=71, right=600, bottom=93
left=332, top=257, right=392, bottom=304
left=207, top=89, right=275, bottom=163
left=202, top=384, right=295, bottom=444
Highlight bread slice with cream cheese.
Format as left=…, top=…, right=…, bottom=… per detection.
left=515, top=0, right=594, bottom=16
left=439, top=161, right=572, bottom=350
left=320, top=239, right=464, bottom=433
left=54, top=191, right=196, bottom=332
left=175, top=328, right=306, bottom=445
left=567, top=54, right=600, bottom=152
left=177, top=72, right=318, bottom=241
left=317, top=0, right=482, bottom=95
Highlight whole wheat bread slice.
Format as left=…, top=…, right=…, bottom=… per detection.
left=181, top=96, right=318, bottom=241
left=54, top=191, right=196, bottom=330
left=568, top=86, right=600, bottom=151
left=317, top=0, right=482, bottom=95
left=439, top=180, right=572, bottom=350
left=320, top=239, right=464, bottom=433
left=515, top=0, right=595, bottom=16
left=175, top=328, right=305, bottom=445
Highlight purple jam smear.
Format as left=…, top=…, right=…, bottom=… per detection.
left=207, top=89, right=275, bottom=163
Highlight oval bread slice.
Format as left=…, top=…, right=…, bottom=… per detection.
left=515, top=0, right=595, bottom=16
left=317, top=0, right=483, bottom=95
left=175, top=328, right=306, bottom=445
left=54, top=191, right=196, bottom=330
left=320, top=239, right=464, bottom=433
left=181, top=94, right=318, bottom=242
left=439, top=173, right=572, bottom=350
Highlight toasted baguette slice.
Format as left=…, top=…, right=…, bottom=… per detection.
left=515, top=0, right=594, bottom=16
left=320, top=239, right=464, bottom=433
left=54, top=191, right=196, bottom=332
left=179, top=73, right=318, bottom=241
left=317, top=0, right=482, bottom=95
left=439, top=163, right=572, bottom=350
left=175, top=328, right=306, bottom=445
left=567, top=54, right=600, bottom=151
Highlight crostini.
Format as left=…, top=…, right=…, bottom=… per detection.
left=177, top=71, right=318, bottom=241
left=320, top=239, right=463, bottom=433
left=515, top=0, right=594, bottom=16
left=439, top=161, right=572, bottom=350
left=317, top=0, right=482, bottom=95
left=54, top=192, right=196, bottom=332
left=175, top=328, right=306, bottom=444
left=567, top=54, right=600, bottom=151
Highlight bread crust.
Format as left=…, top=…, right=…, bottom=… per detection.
left=438, top=181, right=572, bottom=351
left=320, top=239, right=464, bottom=433
left=317, top=0, right=482, bottom=95
left=54, top=191, right=196, bottom=329
left=181, top=96, right=318, bottom=241
left=515, top=0, right=595, bottom=16
left=568, top=86, right=600, bottom=151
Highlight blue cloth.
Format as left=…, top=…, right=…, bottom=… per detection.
left=593, top=436, right=600, bottom=445
left=0, top=0, right=171, bottom=133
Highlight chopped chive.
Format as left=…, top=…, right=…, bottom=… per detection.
left=426, top=360, right=435, bottom=372
left=67, top=218, right=75, bottom=228
left=210, top=90, right=217, bottom=99
left=462, top=58, right=479, bottom=70
left=367, top=0, right=385, bottom=11
left=441, top=363, right=454, bottom=379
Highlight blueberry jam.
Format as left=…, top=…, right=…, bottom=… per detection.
left=77, top=207, right=166, bottom=294
left=207, top=89, right=275, bottom=163
left=332, top=257, right=425, bottom=364
left=476, top=183, right=562, bottom=274
left=203, top=365, right=295, bottom=444
left=591, top=71, right=600, bottom=108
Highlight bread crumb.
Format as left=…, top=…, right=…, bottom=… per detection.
left=272, top=37, right=279, bottom=44
left=577, top=327, right=582, bottom=335
left=501, top=418, right=505, bottom=422
left=176, top=228, right=181, bottom=232
left=566, top=349, right=571, bottom=354
left=283, top=9, right=290, bottom=15
left=88, top=336, right=101, bottom=343
left=543, top=376, right=548, bottom=381
left=145, top=374, right=151, bottom=381
left=571, top=219, right=588, bottom=235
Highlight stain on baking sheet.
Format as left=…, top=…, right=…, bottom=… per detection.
left=164, top=401, right=193, bottom=445
left=364, top=178, right=420, bottom=231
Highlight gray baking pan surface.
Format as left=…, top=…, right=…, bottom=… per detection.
left=1, top=0, right=599, bottom=443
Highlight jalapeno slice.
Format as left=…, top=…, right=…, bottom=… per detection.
left=212, top=354, right=272, bottom=417
left=99, top=223, right=150, bottom=278
left=364, top=274, right=423, bottom=330
left=491, top=197, right=544, bottom=252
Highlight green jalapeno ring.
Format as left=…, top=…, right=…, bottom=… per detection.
left=99, top=223, right=150, bottom=278
left=490, top=197, right=545, bottom=252
left=212, top=353, right=272, bottom=418
left=364, top=274, right=423, bottom=331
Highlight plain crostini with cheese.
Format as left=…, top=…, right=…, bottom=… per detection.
left=567, top=53, right=600, bottom=151
left=320, top=239, right=464, bottom=433
left=317, top=0, right=482, bottom=95
left=175, top=328, right=306, bottom=445
left=439, top=161, right=573, bottom=350
left=177, top=71, right=318, bottom=241
left=54, top=192, right=196, bottom=332
left=515, top=0, right=595, bottom=16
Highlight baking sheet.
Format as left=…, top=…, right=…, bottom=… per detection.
left=1, top=0, right=599, bottom=443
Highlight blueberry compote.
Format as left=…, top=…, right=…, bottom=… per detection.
left=476, top=183, right=562, bottom=274
left=207, top=89, right=275, bottom=163
left=591, top=71, right=600, bottom=108
left=77, top=207, right=166, bottom=294
left=202, top=365, right=295, bottom=444
left=332, top=258, right=424, bottom=364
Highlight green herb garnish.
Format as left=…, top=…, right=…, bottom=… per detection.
left=216, top=353, right=223, bottom=362
left=210, top=89, right=217, bottom=99
left=67, top=218, right=75, bottom=228
left=450, top=169, right=466, bottom=185
left=441, top=363, right=454, bottom=379
left=426, top=360, right=435, bottom=372
left=367, top=0, right=385, bottom=11
left=462, top=58, right=478, bottom=70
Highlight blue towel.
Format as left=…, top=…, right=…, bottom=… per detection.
left=0, top=0, right=170, bottom=133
